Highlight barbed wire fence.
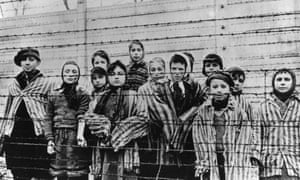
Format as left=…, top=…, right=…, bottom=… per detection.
left=0, top=0, right=299, bottom=179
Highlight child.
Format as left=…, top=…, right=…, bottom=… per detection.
left=91, top=50, right=110, bottom=70
left=82, top=66, right=108, bottom=179
left=202, top=53, right=224, bottom=77
left=193, top=71, right=257, bottom=180
left=44, top=61, right=90, bottom=180
left=227, top=66, right=260, bottom=168
left=1, top=48, right=55, bottom=180
left=226, top=66, right=256, bottom=122
left=125, top=40, right=148, bottom=91
left=136, top=57, right=180, bottom=180
left=259, top=68, right=300, bottom=180
left=90, top=67, right=108, bottom=98
left=168, top=53, right=206, bottom=180
left=86, top=60, right=147, bottom=180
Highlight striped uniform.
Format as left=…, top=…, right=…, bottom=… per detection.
left=193, top=97, right=258, bottom=180
left=111, top=90, right=149, bottom=150
left=0, top=74, right=55, bottom=137
left=89, top=89, right=148, bottom=179
left=135, top=80, right=179, bottom=165
left=171, top=78, right=206, bottom=152
left=258, top=93, right=300, bottom=178
left=233, top=94, right=260, bottom=161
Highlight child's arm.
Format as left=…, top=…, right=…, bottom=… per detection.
left=44, top=93, right=55, bottom=154
left=111, top=89, right=149, bottom=151
left=76, top=89, right=90, bottom=147
left=193, top=109, right=210, bottom=177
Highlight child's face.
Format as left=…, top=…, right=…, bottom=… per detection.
left=108, top=66, right=126, bottom=87
left=93, top=56, right=108, bottom=70
left=130, top=44, right=144, bottom=62
left=62, top=64, right=79, bottom=84
left=204, top=61, right=221, bottom=76
left=149, top=62, right=165, bottom=81
left=210, top=79, right=230, bottom=101
left=20, top=56, right=40, bottom=72
left=274, top=72, right=293, bottom=93
left=92, top=74, right=106, bottom=89
left=231, top=73, right=245, bottom=92
left=170, top=62, right=186, bottom=82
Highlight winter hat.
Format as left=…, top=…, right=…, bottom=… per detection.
left=91, top=66, right=107, bottom=81
left=202, top=53, right=223, bottom=76
left=14, top=48, right=41, bottom=66
left=226, top=66, right=245, bottom=80
left=206, top=71, right=234, bottom=88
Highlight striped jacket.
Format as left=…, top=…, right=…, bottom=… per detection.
left=135, top=80, right=179, bottom=164
left=258, top=93, right=300, bottom=177
left=0, top=72, right=55, bottom=137
left=110, top=89, right=148, bottom=150
left=233, top=94, right=260, bottom=161
left=170, top=78, right=206, bottom=152
left=193, top=96, right=257, bottom=180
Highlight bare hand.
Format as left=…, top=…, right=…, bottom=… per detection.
left=47, top=140, right=55, bottom=155
left=77, top=136, right=87, bottom=147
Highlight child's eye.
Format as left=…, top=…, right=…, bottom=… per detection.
left=221, top=84, right=227, bottom=88
left=276, top=77, right=282, bottom=81
left=72, top=70, right=78, bottom=74
left=212, top=85, right=218, bottom=89
left=212, top=63, right=218, bottom=67
left=284, top=77, right=291, bottom=81
left=150, top=68, right=156, bottom=72
left=65, top=69, right=70, bottom=73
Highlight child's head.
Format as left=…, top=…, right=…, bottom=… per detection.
left=91, top=50, right=110, bottom=70
left=107, top=60, right=127, bottom=88
left=149, top=57, right=166, bottom=82
left=272, top=68, right=296, bottom=96
left=14, top=48, right=41, bottom=72
left=129, top=40, right=144, bottom=63
left=226, top=66, right=245, bottom=94
left=61, top=61, right=80, bottom=85
left=169, top=54, right=188, bottom=82
left=91, top=67, right=107, bottom=90
left=206, top=71, right=234, bottom=101
left=202, top=54, right=223, bottom=76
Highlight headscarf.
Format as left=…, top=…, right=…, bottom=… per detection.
left=60, top=60, right=80, bottom=110
left=272, top=68, right=296, bottom=102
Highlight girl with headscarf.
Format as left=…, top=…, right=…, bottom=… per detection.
left=44, top=61, right=91, bottom=180
left=85, top=60, right=148, bottom=180
left=193, top=71, right=258, bottom=180
left=258, top=68, right=300, bottom=180
left=125, top=40, right=149, bottom=91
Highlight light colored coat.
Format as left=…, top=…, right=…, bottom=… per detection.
left=193, top=97, right=258, bottom=180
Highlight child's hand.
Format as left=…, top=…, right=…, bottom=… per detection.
left=194, top=165, right=209, bottom=177
left=77, top=135, right=87, bottom=147
left=47, top=140, right=55, bottom=155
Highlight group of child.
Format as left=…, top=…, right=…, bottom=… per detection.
left=0, top=39, right=299, bottom=180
